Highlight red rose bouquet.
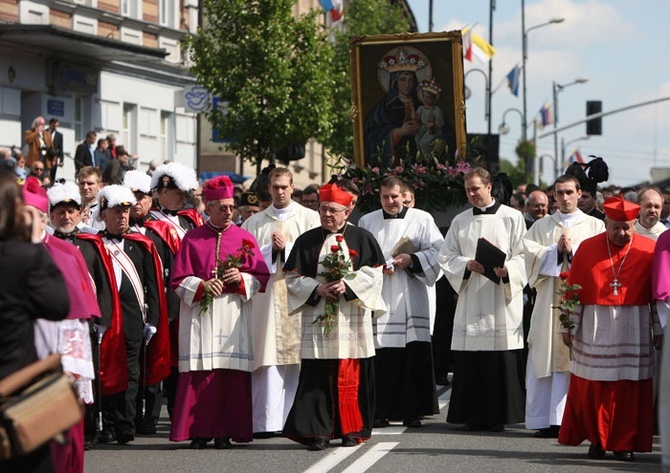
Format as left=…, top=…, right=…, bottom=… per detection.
left=553, top=271, right=582, bottom=359
left=199, top=238, right=256, bottom=316
left=315, top=235, right=357, bottom=335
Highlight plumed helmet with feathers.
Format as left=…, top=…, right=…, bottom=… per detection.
left=564, top=156, right=609, bottom=195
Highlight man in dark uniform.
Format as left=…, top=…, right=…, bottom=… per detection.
left=123, top=170, right=179, bottom=434
left=48, top=181, right=113, bottom=450
left=97, top=184, right=167, bottom=444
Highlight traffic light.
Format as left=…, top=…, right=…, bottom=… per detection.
left=586, top=101, right=602, bottom=135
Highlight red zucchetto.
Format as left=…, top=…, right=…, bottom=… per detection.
left=319, top=182, right=353, bottom=207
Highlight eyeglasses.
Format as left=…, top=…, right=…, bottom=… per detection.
left=318, top=205, right=347, bottom=215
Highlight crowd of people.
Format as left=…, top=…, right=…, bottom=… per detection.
left=1, top=156, right=669, bottom=473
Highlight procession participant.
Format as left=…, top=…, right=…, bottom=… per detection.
left=25, top=177, right=98, bottom=473
left=358, top=176, right=442, bottom=428
left=241, top=167, right=320, bottom=436
left=437, top=167, right=527, bottom=432
left=149, top=162, right=204, bottom=416
left=238, top=192, right=260, bottom=225
left=169, top=175, right=269, bottom=449
left=559, top=195, right=662, bottom=461
left=652, top=224, right=670, bottom=466
left=48, top=180, right=115, bottom=448
left=97, top=185, right=166, bottom=445
left=0, top=169, right=69, bottom=473
left=635, top=187, right=667, bottom=241
left=521, top=175, right=604, bottom=438
left=282, top=182, right=386, bottom=450
left=123, top=170, right=178, bottom=434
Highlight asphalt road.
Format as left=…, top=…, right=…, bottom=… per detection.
left=83, top=385, right=663, bottom=473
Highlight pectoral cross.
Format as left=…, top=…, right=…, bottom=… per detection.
left=211, top=268, right=218, bottom=280
left=610, top=279, right=622, bottom=296
left=475, top=310, right=487, bottom=319
left=216, top=329, right=227, bottom=344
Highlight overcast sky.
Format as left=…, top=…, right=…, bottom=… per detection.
left=405, top=0, right=670, bottom=187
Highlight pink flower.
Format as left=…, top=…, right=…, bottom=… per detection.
left=437, top=163, right=446, bottom=170
left=372, top=167, right=380, bottom=175
left=394, top=166, right=404, bottom=174
left=448, top=166, right=460, bottom=177
left=364, top=184, right=373, bottom=195
left=456, top=161, right=471, bottom=174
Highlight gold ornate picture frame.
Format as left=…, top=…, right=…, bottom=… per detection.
left=349, top=31, right=467, bottom=167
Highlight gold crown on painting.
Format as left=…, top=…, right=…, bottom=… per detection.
left=378, top=48, right=427, bottom=73
left=420, top=78, right=442, bottom=94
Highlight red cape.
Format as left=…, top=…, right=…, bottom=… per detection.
left=177, top=208, right=205, bottom=230
left=144, top=219, right=181, bottom=255
left=75, top=233, right=128, bottom=396
left=568, top=232, right=655, bottom=306
left=125, top=233, right=171, bottom=386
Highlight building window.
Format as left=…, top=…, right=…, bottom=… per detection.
left=159, top=0, right=177, bottom=28
left=159, top=111, right=173, bottom=162
left=122, top=103, right=137, bottom=153
left=74, top=97, right=84, bottom=142
left=121, top=0, right=141, bottom=19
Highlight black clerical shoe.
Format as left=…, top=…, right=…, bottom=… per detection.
left=341, top=437, right=358, bottom=447
left=189, top=437, right=210, bottom=449
left=403, top=417, right=422, bottom=428
left=84, top=441, right=95, bottom=451
left=534, top=425, right=560, bottom=438
left=587, top=443, right=606, bottom=459
left=96, top=429, right=115, bottom=444
left=136, top=421, right=157, bottom=435
left=214, top=437, right=232, bottom=449
left=309, top=438, right=329, bottom=451
left=373, top=418, right=390, bottom=428
left=488, top=423, right=505, bottom=432
left=613, top=451, right=634, bottom=462
left=116, top=432, right=134, bottom=445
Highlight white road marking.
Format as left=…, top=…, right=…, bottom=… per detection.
left=340, top=442, right=399, bottom=473
left=302, top=444, right=362, bottom=473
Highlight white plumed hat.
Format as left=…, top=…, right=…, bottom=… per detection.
left=150, top=162, right=199, bottom=192
left=98, top=185, right=137, bottom=211
left=123, top=170, right=152, bottom=194
left=47, top=181, right=81, bottom=208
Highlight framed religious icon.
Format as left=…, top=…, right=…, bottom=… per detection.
left=350, top=31, right=467, bottom=167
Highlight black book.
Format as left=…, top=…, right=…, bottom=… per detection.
left=475, top=237, right=507, bottom=285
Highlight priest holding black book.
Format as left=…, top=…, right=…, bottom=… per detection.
left=437, top=167, right=527, bottom=432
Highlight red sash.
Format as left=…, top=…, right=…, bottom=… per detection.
left=75, top=233, right=128, bottom=396
left=338, top=359, right=363, bottom=435
left=177, top=208, right=205, bottom=229
left=125, top=233, right=171, bottom=386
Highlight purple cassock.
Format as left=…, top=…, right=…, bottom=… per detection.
left=169, top=221, right=269, bottom=443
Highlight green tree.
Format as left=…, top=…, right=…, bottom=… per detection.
left=188, top=0, right=335, bottom=169
left=323, top=0, right=411, bottom=161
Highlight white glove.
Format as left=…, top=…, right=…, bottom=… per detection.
left=95, top=324, right=107, bottom=344
left=143, top=324, right=157, bottom=344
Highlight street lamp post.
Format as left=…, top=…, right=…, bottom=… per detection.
left=498, top=108, right=524, bottom=137
left=521, top=12, right=564, bottom=143
left=552, top=77, right=589, bottom=180
left=464, top=68, right=490, bottom=121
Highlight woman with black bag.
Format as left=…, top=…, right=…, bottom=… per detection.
left=0, top=169, right=70, bottom=472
